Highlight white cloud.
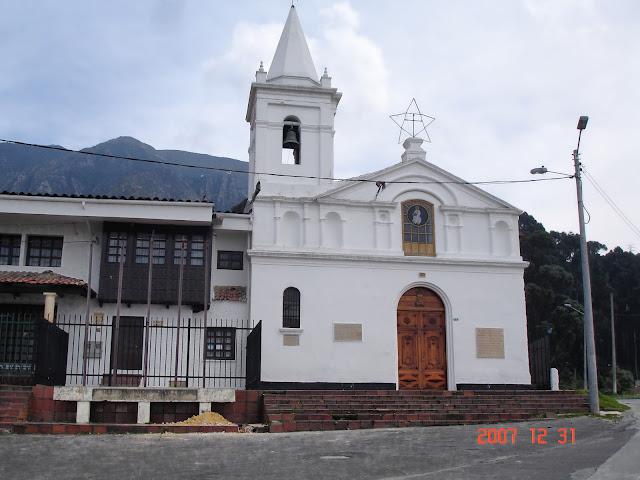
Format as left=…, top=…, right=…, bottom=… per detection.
left=317, top=2, right=389, bottom=115
left=203, top=21, right=283, bottom=82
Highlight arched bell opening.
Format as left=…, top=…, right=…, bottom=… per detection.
left=282, top=116, right=301, bottom=165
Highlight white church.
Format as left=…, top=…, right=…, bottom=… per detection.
left=0, top=6, right=531, bottom=391
left=245, top=6, right=530, bottom=390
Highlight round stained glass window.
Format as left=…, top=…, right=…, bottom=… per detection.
left=407, top=205, right=429, bottom=226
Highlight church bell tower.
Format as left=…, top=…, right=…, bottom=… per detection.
left=246, top=6, right=342, bottom=196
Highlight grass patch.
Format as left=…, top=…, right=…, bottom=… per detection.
left=574, top=390, right=630, bottom=412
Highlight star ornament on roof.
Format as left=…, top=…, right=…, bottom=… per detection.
left=390, top=98, right=435, bottom=144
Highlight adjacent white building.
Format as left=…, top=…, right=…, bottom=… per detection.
left=0, top=6, right=531, bottom=391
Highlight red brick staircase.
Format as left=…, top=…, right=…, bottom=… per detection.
left=263, top=390, right=590, bottom=433
left=0, top=385, right=31, bottom=431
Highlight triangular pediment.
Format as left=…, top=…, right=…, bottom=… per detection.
left=316, top=158, right=519, bottom=211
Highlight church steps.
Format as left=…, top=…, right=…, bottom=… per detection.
left=263, top=390, right=589, bottom=432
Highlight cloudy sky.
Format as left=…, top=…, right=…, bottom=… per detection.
left=2, top=1, right=639, bottom=252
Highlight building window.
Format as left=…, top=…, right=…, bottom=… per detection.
left=135, top=233, right=166, bottom=265
left=283, top=287, right=301, bottom=328
left=26, top=236, right=63, bottom=267
left=205, top=327, right=236, bottom=360
left=0, top=234, right=21, bottom=265
left=107, top=232, right=127, bottom=263
left=174, top=234, right=205, bottom=266
left=402, top=200, right=435, bottom=256
left=190, top=235, right=204, bottom=266
left=217, top=251, right=243, bottom=270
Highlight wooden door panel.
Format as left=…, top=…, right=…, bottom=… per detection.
left=423, top=332, right=445, bottom=369
left=398, top=333, right=419, bottom=370
left=397, top=287, right=447, bottom=390
left=397, top=311, right=419, bottom=329
left=422, top=312, right=444, bottom=330
left=398, top=372, right=420, bottom=390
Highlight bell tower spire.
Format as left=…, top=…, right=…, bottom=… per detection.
left=266, top=5, right=319, bottom=86
left=246, top=6, right=342, bottom=196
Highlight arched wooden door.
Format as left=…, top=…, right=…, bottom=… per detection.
left=397, top=287, right=447, bottom=390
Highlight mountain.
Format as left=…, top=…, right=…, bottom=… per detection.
left=0, top=137, right=248, bottom=212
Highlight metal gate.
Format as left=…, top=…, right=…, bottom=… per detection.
left=0, top=313, right=68, bottom=386
left=246, top=321, right=261, bottom=389
left=528, top=335, right=551, bottom=390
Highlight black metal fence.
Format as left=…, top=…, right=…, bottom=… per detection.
left=2, top=313, right=256, bottom=389
left=57, top=315, right=255, bottom=388
left=0, top=314, right=68, bottom=386
left=528, top=335, right=551, bottom=389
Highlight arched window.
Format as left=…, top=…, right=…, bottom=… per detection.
left=402, top=200, right=435, bottom=256
left=283, top=287, right=301, bottom=328
left=282, top=116, right=301, bottom=165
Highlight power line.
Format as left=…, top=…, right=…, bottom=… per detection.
left=583, top=168, right=640, bottom=239
left=0, top=138, right=570, bottom=187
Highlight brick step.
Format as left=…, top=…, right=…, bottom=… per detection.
left=263, top=395, right=587, bottom=404
left=266, top=404, right=587, bottom=415
left=264, top=402, right=588, bottom=412
left=265, top=408, right=585, bottom=422
left=267, top=411, right=535, bottom=422
left=6, top=422, right=241, bottom=435
left=264, top=399, right=587, bottom=408
left=269, top=414, right=537, bottom=433
left=262, top=391, right=589, bottom=433
left=265, top=391, right=583, bottom=398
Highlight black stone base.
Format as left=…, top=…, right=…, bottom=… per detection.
left=249, top=382, right=396, bottom=391
left=456, top=383, right=537, bottom=391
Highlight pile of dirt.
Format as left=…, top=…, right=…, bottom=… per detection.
left=171, top=412, right=236, bottom=426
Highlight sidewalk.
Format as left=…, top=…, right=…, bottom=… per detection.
left=1, top=406, right=638, bottom=480
left=587, top=399, right=640, bottom=480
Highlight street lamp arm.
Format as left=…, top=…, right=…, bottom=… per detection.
left=530, top=166, right=574, bottom=177
left=562, top=303, right=584, bottom=315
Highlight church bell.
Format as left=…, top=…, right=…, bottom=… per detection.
left=283, top=126, right=299, bottom=149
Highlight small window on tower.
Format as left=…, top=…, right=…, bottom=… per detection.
left=282, top=116, right=301, bottom=165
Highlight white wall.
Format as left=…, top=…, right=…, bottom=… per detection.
left=249, top=253, right=531, bottom=388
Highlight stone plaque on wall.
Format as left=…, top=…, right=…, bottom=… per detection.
left=283, top=334, right=300, bottom=346
left=333, top=323, right=363, bottom=342
left=476, top=328, right=505, bottom=358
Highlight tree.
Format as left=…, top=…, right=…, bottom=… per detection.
left=520, top=212, right=640, bottom=387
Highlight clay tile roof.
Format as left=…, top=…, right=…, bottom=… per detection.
left=0, top=270, right=87, bottom=287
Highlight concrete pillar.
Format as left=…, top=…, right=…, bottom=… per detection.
left=199, top=402, right=212, bottom=415
left=137, top=402, right=151, bottom=424
left=76, top=402, right=91, bottom=423
left=43, top=292, right=57, bottom=322
left=550, top=368, right=560, bottom=391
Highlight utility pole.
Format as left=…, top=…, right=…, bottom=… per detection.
left=573, top=116, right=599, bottom=413
left=610, top=293, right=617, bottom=394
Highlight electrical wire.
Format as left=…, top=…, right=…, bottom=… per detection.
left=0, top=138, right=570, bottom=187
left=583, top=168, right=640, bottom=239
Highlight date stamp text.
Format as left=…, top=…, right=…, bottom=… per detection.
left=477, top=427, right=576, bottom=445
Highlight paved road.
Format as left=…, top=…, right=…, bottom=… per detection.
left=1, top=400, right=638, bottom=480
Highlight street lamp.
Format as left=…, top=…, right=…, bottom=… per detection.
left=532, top=116, right=600, bottom=413
left=563, top=304, right=587, bottom=390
